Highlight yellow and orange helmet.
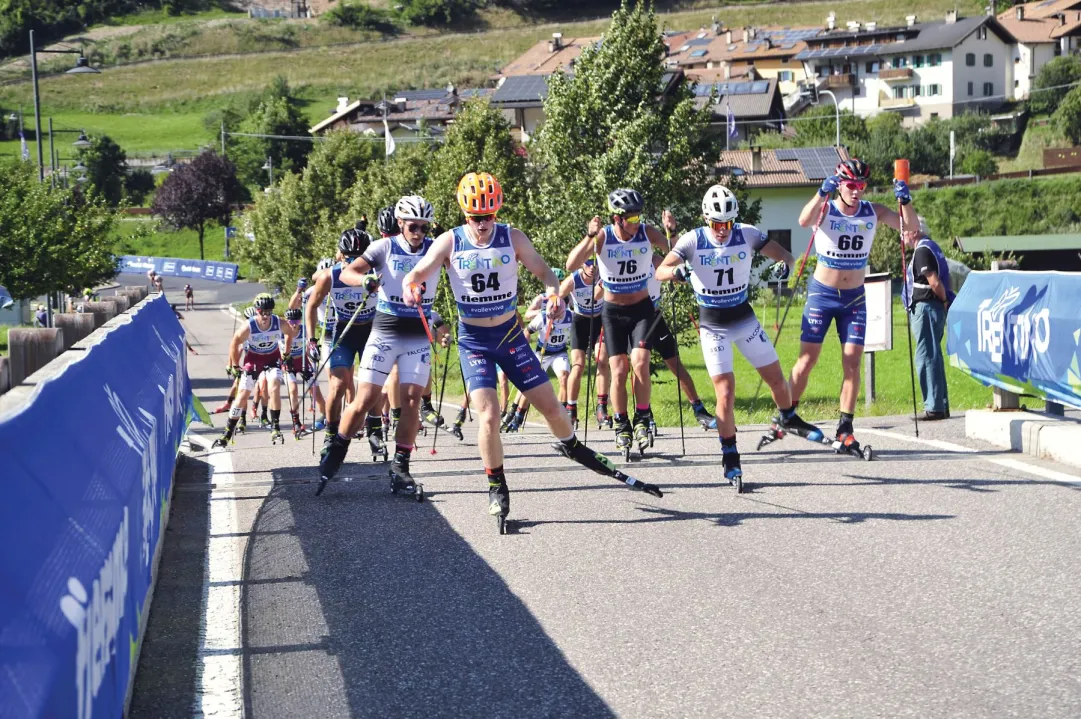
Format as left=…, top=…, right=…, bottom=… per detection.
left=457, top=172, right=503, bottom=215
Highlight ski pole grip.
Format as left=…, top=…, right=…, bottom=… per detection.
left=894, top=159, right=910, bottom=182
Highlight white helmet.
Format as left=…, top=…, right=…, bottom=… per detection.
left=702, top=184, right=739, bottom=222
left=316, top=257, right=334, bottom=271
left=394, top=194, right=435, bottom=222
left=243, top=306, right=257, bottom=319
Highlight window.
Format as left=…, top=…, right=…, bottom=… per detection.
left=983, top=82, right=993, bottom=96
left=929, top=53, right=942, bottom=66
left=966, top=52, right=976, bottom=66
left=894, top=86, right=906, bottom=99
left=895, top=56, right=908, bottom=68
left=968, top=81, right=974, bottom=96
left=779, top=70, right=793, bottom=82
left=983, top=53, right=993, bottom=67
left=913, top=55, right=925, bottom=68
left=767, top=230, right=792, bottom=253
left=690, top=49, right=707, bottom=58
left=866, top=61, right=878, bottom=73
left=977, top=26, right=988, bottom=40
left=930, top=112, right=939, bottom=120
left=781, top=57, right=790, bottom=64
left=1015, top=79, right=1020, bottom=88
left=929, top=83, right=941, bottom=95
left=914, top=84, right=923, bottom=97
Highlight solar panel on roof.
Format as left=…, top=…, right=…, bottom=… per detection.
left=492, top=74, right=549, bottom=103
left=688, top=38, right=712, bottom=46
left=691, top=50, right=707, bottom=57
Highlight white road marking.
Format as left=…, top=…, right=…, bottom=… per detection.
left=195, top=447, right=244, bottom=719
left=861, top=427, right=1081, bottom=487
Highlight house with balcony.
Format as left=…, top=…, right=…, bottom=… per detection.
left=997, top=0, right=1081, bottom=100
left=310, top=87, right=492, bottom=141
left=795, top=11, right=1012, bottom=125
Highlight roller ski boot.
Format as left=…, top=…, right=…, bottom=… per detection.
left=614, top=418, right=633, bottom=461
left=722, top=445, right=744, bottom=494
left=632, top=413, right=651, bottom=457
left=389, top=452, right=424, bottom=502
left=291, top=411, right=304, bottom=440
left=211, top=429, right=234, bottom=449
left=236, top=415, right=247, bottom=435
left=270, top=428, right=284, bottom=445
left=596, top=403, right=612, bottom=430
left=503, top=410, right=525, bottom=433
left=835, top=424, right=873, bottom=461
left=260, top=412, right=271, bottom=430
left=566, top=404, right=579, bottom=431
left=488, top=477, right=510, bottom=535
left=450, top=408, right=466, bottom=441
left=422, top=403, right=445, bottom=428
left=550, top=438, right=663, bottom=497
left=312, top=417, right=326, bottom=432
left=692, top=402, right=717, bottom=431
left=381, top=412, right=390, bottom=437
left=316, top=433, right=350, bottom=496
left=366, top=416, right=388, bottom=462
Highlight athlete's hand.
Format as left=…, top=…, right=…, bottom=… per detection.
left=662, top=209, right=678, bottom=235
left=545, top=294, right=565, bottom=321
left=362, top=272, right=380, bottom=294
left=306, top=338, right=320, bottom=365
left=296, top=277, right=308, bottom=291
left=438, top=330, right=451, bottom=348
left=893, top=179, right=912, bottom=205
left=587, top=215, right=604, bottom=240
left=405, top=281, right=426, bottom=307
left=769, top=261, right=790, bottom=282
left=227, top=365, right=242, bottom=378
left=673, top=261, right=693, bottom=283
left=819, top=175, right=840, bottom=197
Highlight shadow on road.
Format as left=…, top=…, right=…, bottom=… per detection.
left=239, top=471, right=613, bottom=718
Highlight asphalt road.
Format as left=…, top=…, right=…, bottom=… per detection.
left=130, top=274, right=1081, bottom=718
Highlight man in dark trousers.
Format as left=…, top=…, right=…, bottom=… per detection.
left=902, top=216, right=955, bottom=420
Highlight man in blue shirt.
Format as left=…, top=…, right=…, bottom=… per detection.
left=902, top=216, right=955, bottom=421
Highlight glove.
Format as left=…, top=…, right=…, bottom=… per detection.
left=818, top=175, right=840, bottom=197
left=306, top=338, right=321, bottom=365
left=297, top=277, right=308, bottom=291
left=406, top=281, right=426, bottom=305
left=362, top=272, right=380, bottom=294
left=673, top=261, right=693, bottom=283
left=893, top=179, right=912, bottom=206
left=545, top=294, right=565, bottom=321
left=227, top=365, right=242, bottom=378
left=769, top=262, right=790, bottom=282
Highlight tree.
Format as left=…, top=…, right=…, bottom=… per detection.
left=1053, top=84, right=1081, bottom=145
left=228, top=77, right=313, bottom=190
left=531, top=0, right=716, bottom=264
left=397, top=0, right=480, bottom=26
left=960, top=148, right=998, bottom=177
left=124, top=168, right=156, bottom=206
left=324, top=2, right=398, bottom=33
left=1028, top=55, right=1081, bottom=116
left=78, top=134, right=128, bottom=206
left=151, top=150, right=242, bottom=260
left=0, top=158, right=118, bottom=300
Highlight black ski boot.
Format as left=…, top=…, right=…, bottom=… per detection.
left=567, top=403, right=579, bottom=431
left=632, top=412, right=650, bottom=457
left=692, top=401, right=717, bottom=431
left=389, top=451, right=424, bottom=501
left=488, top=476, right=510, bottom=534
left=722, top=444, right=744, bottom=493
left=614, top=417, right=633, bottom=461
left=366, top=415, right=388, bottom=462
left=836, top=421, right=872, bottom=461
left=422, top=402, right=444, bottom=427
left=236, top=415, right=247, bottom=435
left=451, top=408, right=466, bottom=441
left=317, top=433, right=350, bottom=496
left=212, top=428, right=234, bottom=449
left=550, top=437, right=663, bottom=497
left=596, top=402, right=612, bottom=430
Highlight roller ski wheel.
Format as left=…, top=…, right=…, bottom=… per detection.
left=368, top=434, right=388, bottom=462
left=722, top=451, right=744, bottom=493
left=451, top=424, right=464, bottom=441
left=756, top=423, right=785, bottom=451
left=489, top=481, right=510, bottom=534
left=836, top=433, right=873, bottom=461
left=633, top=423, right=650, bottom=458
left=211, top=435, right=232, bottom=449
left=236, top=417, right=247, bottom=435
left=270, top=429, right=285, bottom=445
left=596, top=407, right=611, bottom=431
left=292, top=424, right=305, bottom=441
left=648, top=418, right=659, bottom=439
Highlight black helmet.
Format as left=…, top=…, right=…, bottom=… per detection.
left=607, top=188, right=644, bottom=215
left=377, top=206, right=396, bottom=236
left=338, top=227, right=372, bottom=256
left=836, top=158, right=871, bottom=183
left=254, top=294, right=275, bottom=311
left=355, top=216, right=368, bottom=232
left=284, top=308, right=302, bottom=321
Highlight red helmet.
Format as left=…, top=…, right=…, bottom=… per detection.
left=836, top=158, right=870, bottom=182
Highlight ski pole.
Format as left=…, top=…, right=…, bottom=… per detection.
left=750, top=197, right=829, bottom=410
left=313, top=289, right=334, bottom=455
left=430, top=329, right=453, bottom=455
left=583, top=255, right=598, bottom=445
left=664, top=225, right=686, bottom=456
left=895, top=158, right=921, bottom=438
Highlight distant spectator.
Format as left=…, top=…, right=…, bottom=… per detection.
left=153, top=274, right=164, bottom=295
left=34, top=304, right=48, bottom=327
left=902, top=216, right=956, bottom=421
left=184, top=283, right=194, bottom=311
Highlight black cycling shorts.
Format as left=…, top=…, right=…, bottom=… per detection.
left=570, top=313, right=603, bottom=352
left=601, top=297, right=657, bottom=357
left=651, top=313, right=678, bottom=361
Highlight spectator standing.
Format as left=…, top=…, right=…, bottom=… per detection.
left=902, top=216, right=955, bottom=420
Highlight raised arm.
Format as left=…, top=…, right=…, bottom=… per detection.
left=511, top=228, right=559, bottom=301
left=402, top=231, right=453, bottom=306
left=228, top=324, right=251, bottom=368
left=566, top=216, right=604, bottom=272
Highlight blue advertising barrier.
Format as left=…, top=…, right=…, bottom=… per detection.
left=119, top=255, right=239, bottom=283
left=947, top=270, right=1081, bottom=409
left=0, top=295, right=194, bottom=718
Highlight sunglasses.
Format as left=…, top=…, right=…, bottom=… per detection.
left=467, top=214, right=496, bottom=223
left=841, top=181, right=867, bottom=191
left=709, top=219, right=734, bottom=231
left=617, top=214, right=641, bottom=225
left=405, top=222, right=429, bottom=233
left=257, top=309, right=273, bottom=316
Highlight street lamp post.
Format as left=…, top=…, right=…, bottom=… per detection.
left=819, top=89, right=841, bottom=148
left=28, top=29, right=100, bottom=182
left=262, top=156, right=274, bottom=186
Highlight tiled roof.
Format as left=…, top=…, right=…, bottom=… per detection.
left=499, top=36, right=600, bottom=77
left=717, top=146, right=850, bottom=187
left=310, top=90, right=492, bottom=134
left=1024, top=0, right=1081, bottom=19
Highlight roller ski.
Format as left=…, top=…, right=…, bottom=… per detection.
left=632, top=413, right=651, bottom=457
left=692, top=401, right=717, bottom=431
left=422, top=403, right=445, bottom=428
left=550, top=437, right=663, bottom=497
left=291, top=411, right=304, bottom=441
left=614, top=418, right=633, bottom=461
left=450, top=408, right=466, bottom=442
left=389, top=452, right=424, bottom=502
left=366, top=416, right=388, bottom=462
left=236, top=415, right=247, bottom=435
left=595, top=403, right=612, bottom=430
left=270, top=428, right=285, bottom=445
left=260, top=413, right=271, bottom=430
left=756, top=413, right=872, bottom=461
left=834, top=426, right=872, bottom=461
left=566, top=404, right=579, bottom=432
left=211, top=429, right=234, bottom=449
left=722, top=445, right=744, bottom=494
left=316, top=433, right=350, bottom=496
left=488, top=477, right=510, bottom=535
left=502, top=409, right=525, bottom=433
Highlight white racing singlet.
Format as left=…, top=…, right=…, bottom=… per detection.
left=447, top=224, right=519, bottom=319
left=247, top=316, right=283, bottom=356
left=366, top=235, right=438, bottom=319
left=648, top=272, right=662, bottom=309
left=303, top=287, right=336, bottom=337
left=596, top=224, right=653, bottom=294
left=329, top=263, right=377, bottom=326
left=814, top=200, right=877, bottom=271
left=281, top=321, right=304, bottom=359
left=527, top=310, right=572, bottom=354
left=674, top=225, right=761, bottom=309
left=569, top=270, right=603, bottom=316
